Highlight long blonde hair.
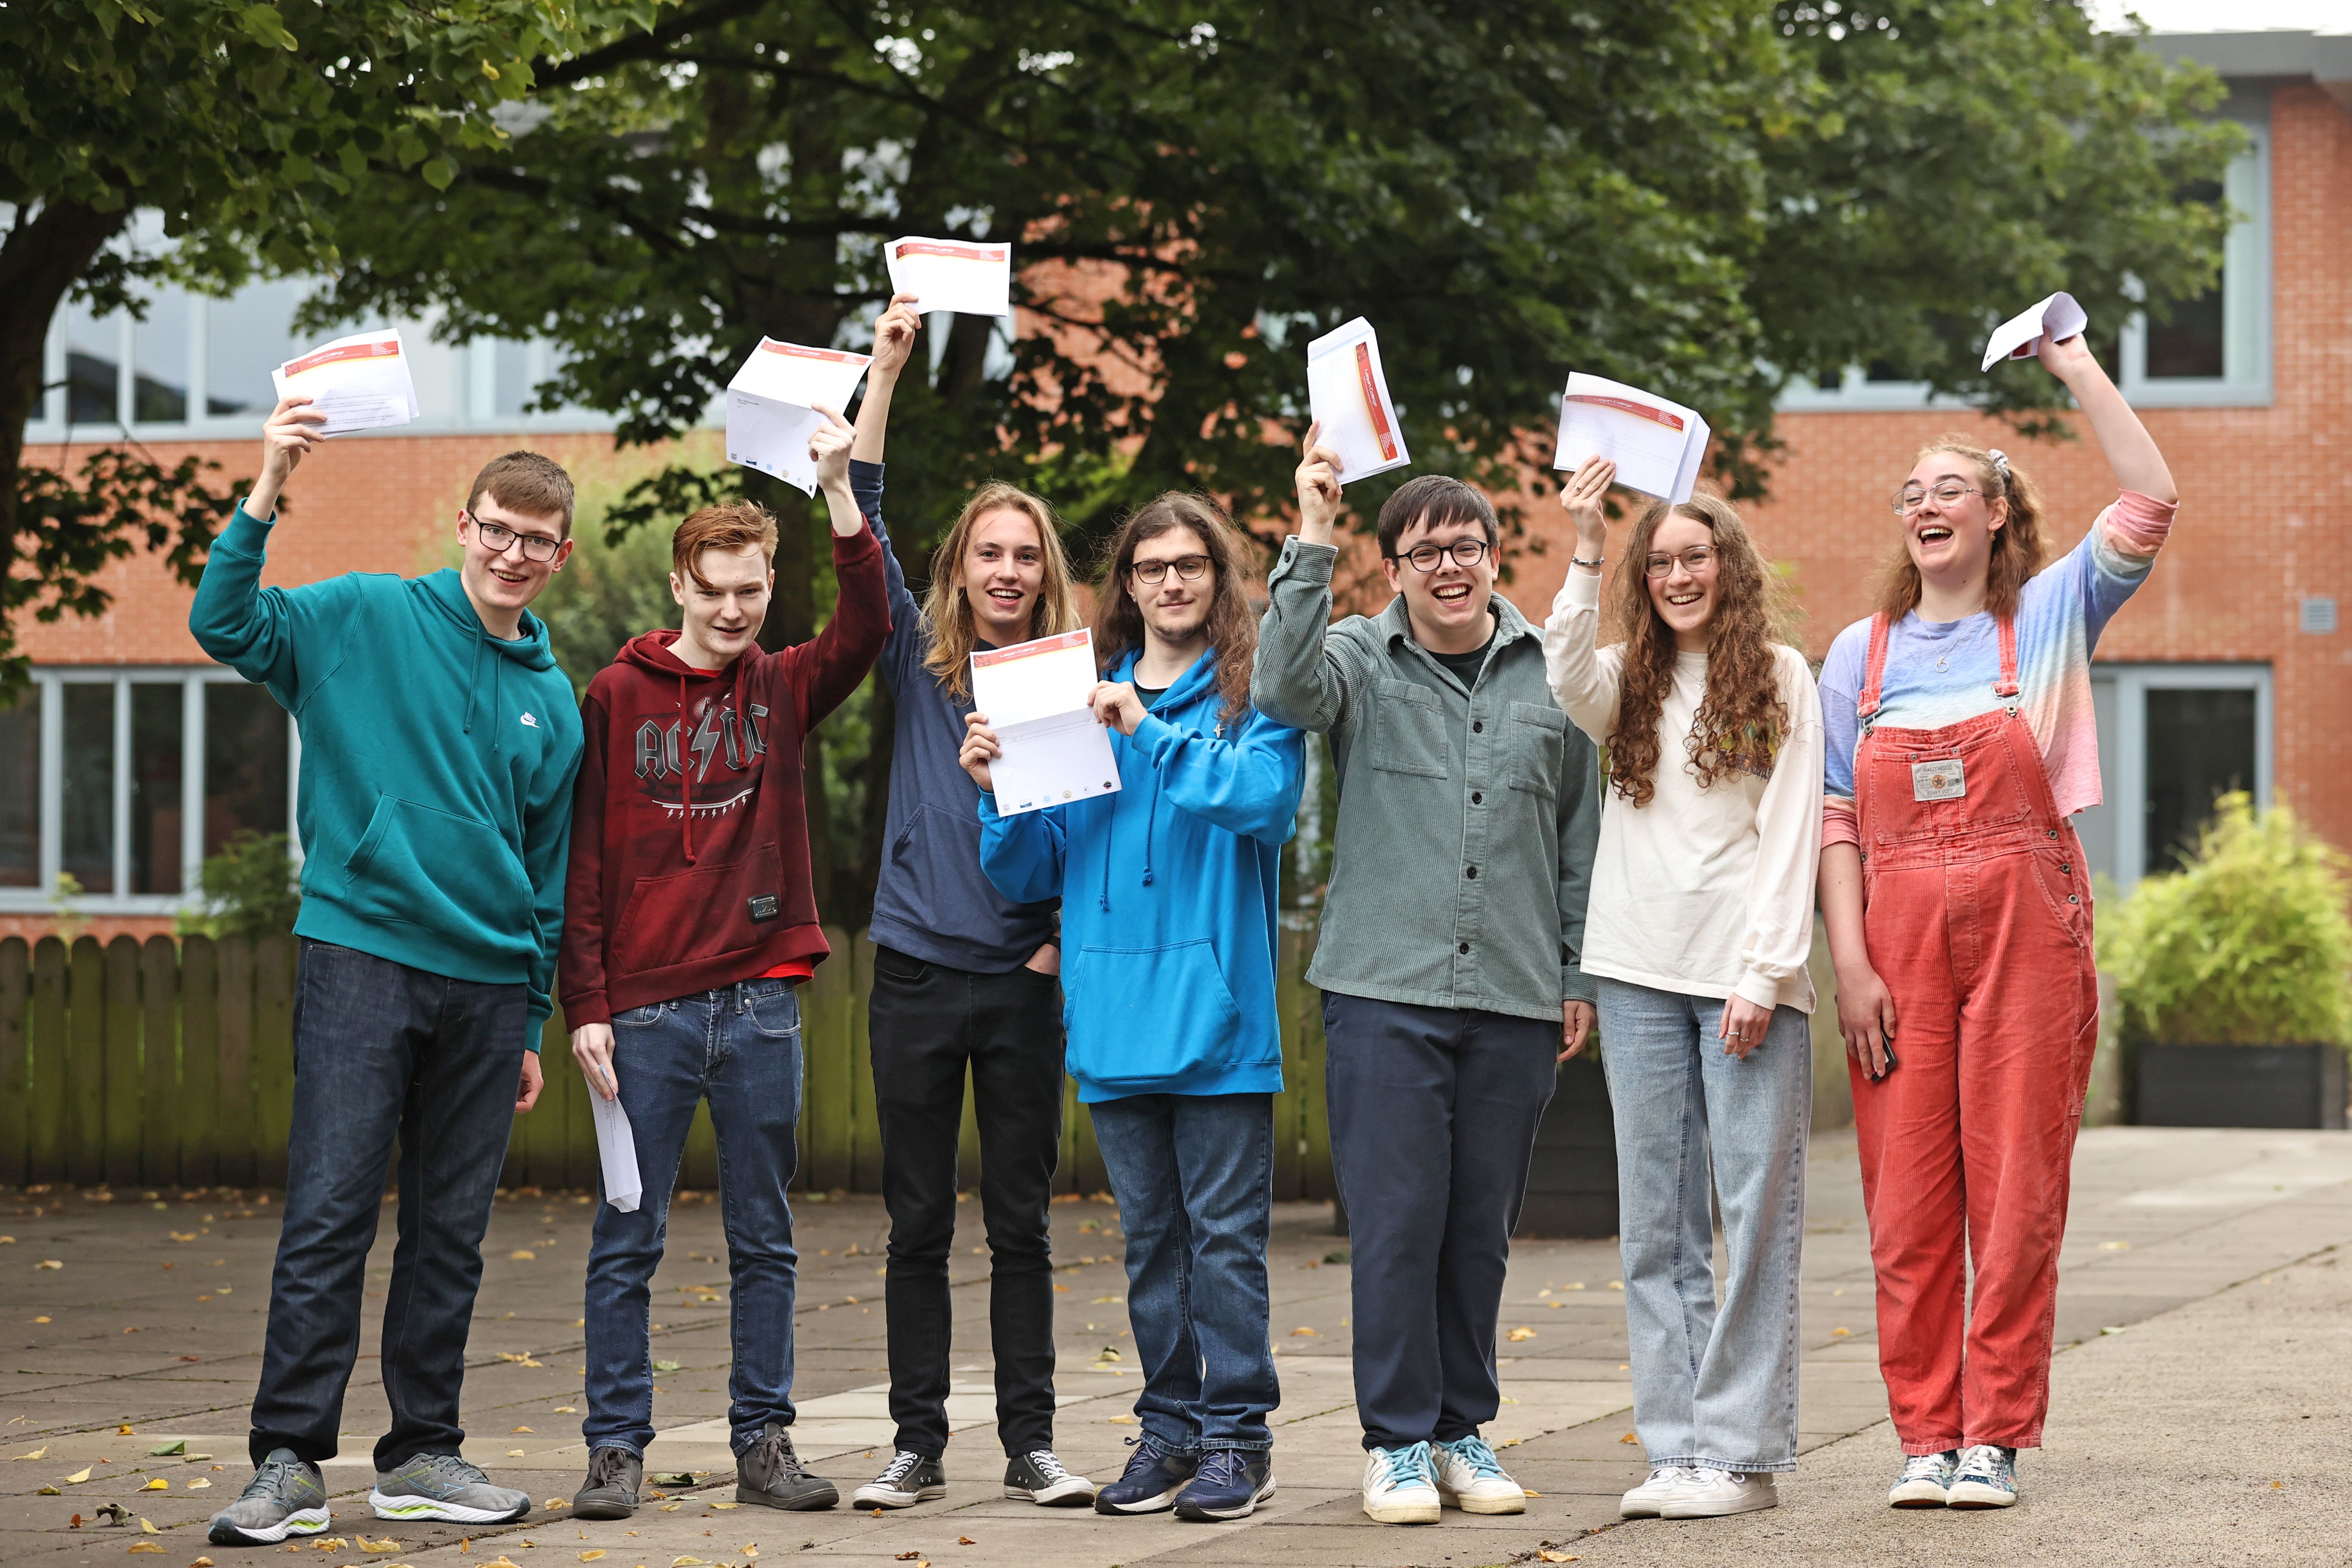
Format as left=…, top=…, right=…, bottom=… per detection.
left=920, top=481, right=1084, bottom=701
left=1876, top=437, right=2048, bottom=624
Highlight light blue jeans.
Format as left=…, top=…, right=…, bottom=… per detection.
left=1600, top=977, right=1810, bottom=1474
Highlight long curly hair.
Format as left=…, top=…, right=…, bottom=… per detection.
left=1605, top=493, right=1795, bottom=808
left=920, top=481, right=1084, bottom=702
left=1875, top=436, right=2048, bottom=623
left=1091, top=492, right=1260, bottom=723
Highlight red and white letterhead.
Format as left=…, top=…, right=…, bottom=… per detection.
left=725, top=339, right=873, bottom=495
left=1305, top=317, right=1412, bottom=483
left=970, top=628, right=1123, bottom=817
left=1552, top=373, right=1709, bottom=505
left=885, top=236, right=1014, bottom=318
left=271, top=328, right=419, bottom=436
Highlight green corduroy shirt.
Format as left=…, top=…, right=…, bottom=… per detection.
left=1252, top=537, right=1601, bottom=1023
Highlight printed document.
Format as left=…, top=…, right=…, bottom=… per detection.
left=272, top=329, right=418, bottom=436
left=726, top=339, right=873, bottom=494
left=588, top=1087, right=643, bottom=1213
left=1553, top=373, right=1709, bottom=505
left=971, top=628, right=1123, bottom=817
left=886, top=236, right=1014, bottom=317
left=1305, top=317, right=1412, bottom=481
left=1981, top=291, right=2088, bottom=372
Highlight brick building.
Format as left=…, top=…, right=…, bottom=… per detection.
left=6, top=29, right=2346, bottom=938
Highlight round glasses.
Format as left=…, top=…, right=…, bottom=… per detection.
left=1892, top=481, right=1986, bottom=516
left=467, top=512, right=564, bottom=562
left=1643, top=545, right=1718, bottom=578
left=1389, top=538, right=1491, bottom=573
left=1130, top=554, right=1210, bottom=585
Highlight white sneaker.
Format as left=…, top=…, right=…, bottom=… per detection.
left=1431, top=1434, right=1525, bottom=1514
left=1619, top=1465, right=1695, bottom=1519
left=1360, top=1442, right=1440, bottom=1525
left=1888, top=1449, right=1958, bottom=1508
left=1659, top=1467, right=1779, bottom=1519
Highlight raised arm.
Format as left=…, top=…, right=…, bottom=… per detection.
left=190, top=398, right=353, bottom=704
left=1250, top=423, right=1358, bottom=734
left=781, top=408, right=890, bottom=730
left=849, top=294, right=926, bottom=693
left=2042, top=331, right=2175, bottom=507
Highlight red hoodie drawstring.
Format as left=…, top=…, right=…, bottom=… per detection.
left=679, top=671, right=696, bottom=865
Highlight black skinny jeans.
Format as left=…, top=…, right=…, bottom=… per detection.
left=867, top=945, right=1066, bottom=1458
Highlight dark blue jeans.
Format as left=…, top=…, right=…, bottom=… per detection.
left=583, top=980, right=805, bottom=1458
left=1087, top=1092, right=1278, bottom=1453
left=249, top=940, right=528, bottom=1471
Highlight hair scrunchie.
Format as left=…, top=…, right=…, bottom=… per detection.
left=1986, top=447, right=2012, bottom=490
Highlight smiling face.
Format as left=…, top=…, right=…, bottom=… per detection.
left=1124, top=524, right=1216, bottom=647
left=1382, top=511, right=1498, bottom=654
left=456, top=496, right=571, bottom=633
left=961, top=508, right=1047, bottom=643
left=670, top=542, right=773, bottom=670
left=1644, top=511, right=1722, bottom=652
left=1901, top=451, right=2006, bottom=596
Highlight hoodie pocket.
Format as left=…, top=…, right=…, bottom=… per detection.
left=1064, top=937, right=1248, bottom=1089
left=610, top=843, right=788, bottom=974
left=343, top=796, right=531, bottom=937
left=892, top=802, right=989, bottom=898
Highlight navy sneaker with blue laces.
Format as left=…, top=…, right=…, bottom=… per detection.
left=1092, top=1433, right=1197, bottom=1515
left=1173, top=1447, right=1275, bottom=1522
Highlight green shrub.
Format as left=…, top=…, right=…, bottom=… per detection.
left=2098, top=793, right=2352, bottom=1047
left=178, top=831, right=302, bottom=940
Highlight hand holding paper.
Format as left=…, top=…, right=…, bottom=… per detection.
left=726, top=340, right=872, bottom=495
left=886, top=237, right=1013, bottom=317
left=272, top=329, right=418, bottom=437
left=1305, top=318, right=1412, bottom=483
left=1552, top=373, right=1708, bottom=505
left=588, top=1087, right=643, bottom=1213
left=1980, top=291, right=2088, bottom=373
left=969, top=629, right=1124, bottom=816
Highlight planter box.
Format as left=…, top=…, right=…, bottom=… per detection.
left=2136, top=1042, right=2349, bottom=1130
left=1516, top=1053, right=1620, bottom=1239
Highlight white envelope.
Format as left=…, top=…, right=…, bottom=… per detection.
left=886, top=236, right=1014, bottom=317
left=1305, top=317, right=1412, bottom=482
left=1981, top=291, right=2089, bottom=372
left=971, top=629, right=1124, bottom=818
left=588, top=1085, right=643, bottom=1213
left=725, top=339, right=872, bottom=494
left=1552, top=373, right=1709, bottom=505
left=271, top=328, right=418, bottom=436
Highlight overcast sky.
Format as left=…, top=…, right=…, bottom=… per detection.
left=2089, top=0, right=2348, bottom=32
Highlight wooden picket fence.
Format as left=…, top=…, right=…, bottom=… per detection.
left=0, top=928, right=1339, bottom=1200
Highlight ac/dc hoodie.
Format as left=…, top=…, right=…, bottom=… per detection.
left=557, top=525, right=888, bottom=1026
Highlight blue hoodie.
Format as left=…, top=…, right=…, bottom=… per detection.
left=977, top=646, right=1304, bottom=1102
left=190, top=505, right=584, bottom=1042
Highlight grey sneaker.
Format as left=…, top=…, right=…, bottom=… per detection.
left=573, top=1446, right=643, bottom=1521
left=1004, top=1449, right=1095, bottom=1506
left=737, top=1421, right=838, bottom=1510
left=368, top=1453, right=531, bottom=1523
left=853, top=1449, right=945, bottom=1509
left=208, top=1449, right=331, bottom=1545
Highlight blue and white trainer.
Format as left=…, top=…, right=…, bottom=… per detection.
left=208, top=1449, right=331, bottom=1545
left=1889, top=1449, right=1959, bottom=1508
left=1433, top=1433, right=1525, bottom=1514
left=1093, top=1434, right=1197, bottom=1515
left=1360, top=1441, right=1439, bottom=1525
left=368, top=1453, right=530, bottom=1523
left=1173, top=1447, right=1275, bottom=1522
left=1946, top=1445, right=2019, bottom=1509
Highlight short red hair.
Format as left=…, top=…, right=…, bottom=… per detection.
left=671, top=501, right=780, bottom=590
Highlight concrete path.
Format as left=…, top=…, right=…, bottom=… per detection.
left=6, top=1126, right=2351, bottom=1568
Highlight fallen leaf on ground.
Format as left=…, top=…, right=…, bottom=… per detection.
left=139, top=1517, right=159, bottom=1532
left=1090, top=1296, right=1122, bottom=1304
left=1506, top=1327, right=1537, bottom=1341
left=660, top=1504, right=682, bottom=1513
left=1052, top=1285, right=1069, bottom=1293
left=188, top=1478, right=211, bottom=1489
left=2100, top=1326, right=2128, bottom=1336
left=652, top=1473, right=696, bottom=1485
left=2100, top=1240, right=2130, bottom=1252
left=193, top=1559, right=214, bottom=1566
left=673, top=1557, right=711, bottom=1566
left=1831, top=1327, right=1853, bottom=1337
left=508, top=1449, right=527, bottom=1457
left=1107, top=1415, right=1136, bottom=1425
left=958, top=1539, right=975, bottom=1546
left=1618, top=1433, right=1638, bottom=1445
left=1523, top=1488, right=1543, bottom=1496
left=357, top=1537, right=401, bottom=1552
left=652, top=1360, right=680, bottom=1372
left=1494, top=1439, right=1522, bottom=1449
left=64, top=1467, right=92, bottom=1484
left=509, top=1250, right=537, bottom=1261
left=578, top=1554, right=606, bottom=1562
left=14, top=1446, right=47, bottom=1461
left=1289, top=1326, right=1317, bottom=1336
left=148, top=1442, right=185, bottom=1457
left=126, top=1544, right=165, bottom=1554
left=1537, top=1553, right=1579, bottom=1563
left=894, top=1557, right=921, bottom=1565
left=553, top=1407, right=578, bottom=1414
left=541, top=1498, right=567, bottom=1508
left=38, top=1259, right=62, bottom=1269
left=512, top=1426, right=535, bottom=1434
left=117, top=1424, right=136, bottom=1435
left=37, top=1486, right=58, bottom=1495
left=143, top=1478, right=167, bottom=1490
left=708, top=1501, right=738, bottom=1510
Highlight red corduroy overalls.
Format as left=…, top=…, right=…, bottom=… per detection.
left=1847, top=613, right=2100, bottom=1455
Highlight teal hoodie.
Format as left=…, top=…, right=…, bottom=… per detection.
left=977, top=646, right=1304, bottom=1102
left=190, top=505, right=584, bottom=1042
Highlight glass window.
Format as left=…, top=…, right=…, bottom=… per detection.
left=492, top=339, right=534, bottom=419
left=203, top=683, right=288, bottom=855
left=132, top=289, right=191, bottom=423
left=131, top=683, right=184, bottom=894
left=64, top=303, right=122, bottom=426
left=2143, top=686, right=2256, bottom=874
left=205, top=279, right=310, bottom=417
left=2145, top=179, right=2226, bottom=381
left=62, top=683, right=115, bottom=894
left=0, top=698, right=36, bottom=888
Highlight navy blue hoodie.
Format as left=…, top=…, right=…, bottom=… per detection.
left=854, top=460, right=1060, bottom=971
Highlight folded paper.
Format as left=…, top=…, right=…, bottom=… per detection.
left=725, top=339, right=872, bottom=495
left=1552, top=373, right=1709, bottom=505
left=886, top=236, right=1014, bottom=317
left=1305, top=317, right=1412, bottom=483
left=971, top=629, right=1123, bottom=818
left=1981, top=291, right=2089, bottom=373
left=272, top=329, right=418, bottom=436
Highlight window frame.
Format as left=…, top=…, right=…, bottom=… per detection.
left=3, top=666, right=304, bottom=917
left=2081, top=661, right=2272, bottom=894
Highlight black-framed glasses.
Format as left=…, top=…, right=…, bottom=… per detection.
left=1389, top=538, right=1491, bottom=573
left=1643, top=545, right=1719, bottom=578
left=1130, top=554, right=1211, bottom=585
left=467, top=511, right=563, bottom=562
left=1892, top=480, right=1985, bottom=516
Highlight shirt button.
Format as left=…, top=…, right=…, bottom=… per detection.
left=1472, top=720, right=1484, bottom=733
left=1471, top=792, right=1483, bottom=805
left=1458, top=942, right=1470, bottom=955
left=1466, top=866, right=1479, bottom=879
left=2058, top=861, right=2072, bottom=875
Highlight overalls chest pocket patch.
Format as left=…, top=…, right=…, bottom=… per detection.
left=1372, top=678, right=1451, bottom=779
left=1506, top=701, right=1568, bottom=797
left=1912, top=758, right=1966, bottom=801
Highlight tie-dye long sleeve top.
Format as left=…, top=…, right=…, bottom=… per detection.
left=1819, top=491, right=2176, bottom=847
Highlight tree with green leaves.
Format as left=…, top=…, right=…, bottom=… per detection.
left=0, top=0, right=668, bottom=689
left=299, top=0, right=2242, bottom=919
